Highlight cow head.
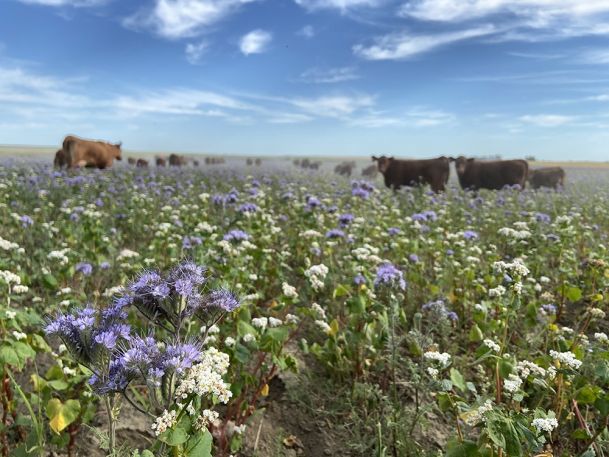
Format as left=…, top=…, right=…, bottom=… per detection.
left=371, top=155, right=393, bottom=174
left=453, top=156, right=473, bottom=175
left=113, top=142, right=122, bottom=161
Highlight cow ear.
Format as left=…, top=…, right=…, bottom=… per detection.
left=388, top=157, right=395, bottom=162
left=449, top=157, right=455, bottom=162
left=372, top=156, right=378, bottom=161
left=467, top=158, right=474, bottom=162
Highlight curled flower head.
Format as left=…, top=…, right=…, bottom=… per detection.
left=374, top=263, right=406, bottom=291
left=204, top=288, right=240, bottom=313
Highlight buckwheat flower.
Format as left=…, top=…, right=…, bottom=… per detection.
left=75, top=262, right=93, bottom=276
left=483, top=339, right=500, bottom=353
left=194, top=410, right=220, bottom=431
left=252, top=317, right=268, bottom=330
left=503, top=374, right=523, bottom=394
left=12, top=285, right=28, bottom=294
left=549, top=350, right=582, bottom=369
left=12, top=331, right=27, bottom=341
left=268, top=317, right=282, bottom=327
left=516, top=360, right=546, bottom=378
left=243, top=333, right=256, bottom=343
left=282, top=282, right=298, bottom=298
left=588, top=308, right=606, bottom=319
left=374, top=263, right=406, bottom=290
left=311, top=303, right=327, bottom=320
left=423, top=351, right=451, bottom=368
left=315, top=320, right=331, bottom=334
left=6, top=310, right=16, bottom=319
left=224, top=337, right=236, bottom=347
left=464, top=400, right=494, bottom=426
left=286, top=314, right=299, bottom=324
left=117, top=249, right=139, bottom=261
left=0, top=270, right=21, bottom=285
left=426, top=367, right=439, bottom=378
left=151, top=409, right=178, bottom=436
left=0, top=236, right=20, bottom=251
left=595, top=332, right=609, bottom=343
left=488, top=285, right=506, bottom=298
left=531, top=417, right=558, bottom=434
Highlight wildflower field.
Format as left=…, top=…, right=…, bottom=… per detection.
left=2, top=159, right=609, bottom=457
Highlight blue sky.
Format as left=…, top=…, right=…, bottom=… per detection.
left=2, top=0, right=609, bottom=159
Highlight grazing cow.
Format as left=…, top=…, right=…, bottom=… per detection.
left=452, top=156, right=528, bottom=191
left=372, top=156, right=450, bottom=193
left=53, top=149, right=67, bottom=168
left=255, top=158, right=261, bottom=166
left=361, top=164, right=378, bottom=178
left=193, top=160, right=199, bottom=167
left=136, top=159, right=148, bottom=168
left=293, top=159, right=301, bottom=167
left=528, top=167, right=565, bottom=189
left=246, top=158, right=253, bottom=166
left=301, top=158, right=310, bottom=169
left=334, top=161, right=356, bottom=177
left=156, top=157, right=166, bottom=167
left=127, top=157, right=136, bottom=166
left=309, top=161, right=321, bottom=170
left=62, top=135, right=122, bottom=169
left=169, top=154, right=187, bottom=166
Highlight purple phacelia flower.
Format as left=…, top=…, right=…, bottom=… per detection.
left=326, top=229, right=345, bottom=239
left=75, top=262, right=93, bottom=276
left=223, top=229, right=249, bottom=242
left=374, top=263, right=406, bottom=290
left=463, top=230, right=478, bottom=240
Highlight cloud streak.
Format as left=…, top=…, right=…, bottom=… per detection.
left=239, top=29, right=272, bottom=55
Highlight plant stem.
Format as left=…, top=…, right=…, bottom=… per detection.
left=105, top=395, right=116, bottom=455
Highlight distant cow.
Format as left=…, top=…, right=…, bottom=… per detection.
left=246, top=158, right=253, bottom=166
left=293, top=159, right=301, bottom=167
left=361, top=164, right=378, bottom=178
left=255, top=158, right=261, bottom=166
left=62, top=135, right=122, bottom=169
left=372, top=156, right=450, bottom=193
left=528, top=167, right=565, bottom=189
left=309, top=161, right=321, bottom=170
left=169, top=154, right=187, bottom=166
left=53, top=149, right=67, bottom=168
left=334, top=161, right=356, bottom=177
left=452, top=156, right=528, bottom=191
left=136, top=159, right=148, bottom=168
left=127, top=157, right=136, bottom=166
left=193, top=160, right=199, bottom=167
left=156, top=157, right=166, bottom=167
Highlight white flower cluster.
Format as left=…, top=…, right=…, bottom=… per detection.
left=531, top=417, right=558, bottom=434
left=503, top=374, right=523, bottom=394
left=252, top=317, right=268, bottom=330
left=516, top=360, right=546, bottom=379
left=0, top=270, right=21, bottom=285
left=304, top=264, right=329, bottom=290
left=311, top=302, right=327, bottom=320
left=117, top=249, right=139, bottom=261
left=151, top=409, right=177, bottom=436
left=594, top=332, right=609, bottom=343
left=423, top=350, right=451, bottom=368
left=0, top=236, right=19, bottom=251
left=493, top=259, right=530, bottom=277
left=498, top=227, right=531, bottom=240
left=315, top=320, right=331, bottom=334
left=193, top=409, right=219, bottom=431
left=285, top=314, right=300, bottom=324
left=488, top=285, right=506, bottom=298
left=282, top=282, right=298, bottom=298
left=175, top=348, right=232, bottom=404
left=549, top=350, right=582, bottom=369
left=47, top=249, right=70, bottom=265
left=301, top=230, right=322, bottom=238
left=12, top=284, right=28, bottom=294
left=464, top=400, right=494, bottom=426
left=483, top=339, right=500, bottom=353
left=589, top=308, right=606, bottom=319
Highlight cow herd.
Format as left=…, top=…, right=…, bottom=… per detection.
left=371, top=155, right=564, bottom=192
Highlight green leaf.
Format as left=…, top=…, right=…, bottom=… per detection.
left=260, top=327, right=289, bottom=353
left=186, top=430, right=212, bottom=457
left=498, top=359, right=514, bottom=379
left=437, top=392, right=452, bottom=412
left=158, top=425, right=189, bottom=446
left=566, top=286, right=582, bottom=302
left=445, top=439, right=481, bottom=457
left=0, top=345, right=20, bottom=367
left=46, top=398, right=80, bottom=434
left=42, top=274, right=58, bottom=289
left=332, top=284, right=350, bottom=299
left=468, top=324, right=483, bottom=342
left=575, top=385, right=598, bottom=404
left=450, top=368, right=466, bottom=392
left=594, top=395, right=609, bottom=416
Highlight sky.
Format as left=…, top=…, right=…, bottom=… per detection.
left=2, top=1, right=609, bottom=159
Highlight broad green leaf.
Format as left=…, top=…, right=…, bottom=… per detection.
left=450, top=368, right=466, bottom=392
left=46, top=398, right=80, bottom=434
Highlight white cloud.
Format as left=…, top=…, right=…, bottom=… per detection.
left=123, top=0, right=257, bottom=39
left=18, top=0, right=108, bottom=6
left=290, top=94, right=374, bottom=117
left=580, top=49, right=609, bottom=64
left=185, top=40, right=209, bottom=64
left=519, top=114, right=574, bottom=127
left=508, top=51, right=564, bottom=60
left=298, top=66, right=360, bottom=83
left=239, top=29, right=272, bottom=55
left=297, top=25, right=315, bottom=38
left=587, top=94, right=609, bottom=102
left=353, top=25, right=495, bottom=60
left=295, top=0, right=382, bottom=12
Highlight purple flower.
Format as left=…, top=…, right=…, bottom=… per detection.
left=75, top=262, right=93, bottom=276
left=20, top=215, right=33, bottom=227
left=306, top=196, right=321, bottom=208
left=238, top=203, right=258, bottom=213
left=164, top=342, right=201, bottom=374
left=412, top=210, right=437, bottom=222
left=409, top=254, right=419, bottom=263
left=339, top=214, right=354, bottom=226
left=326, top=229, right=345, bottom=239
left=352, top=187, right=370, bottom=199
left=223, top=229, right=249, bottom=242
left=541, top=304, right=557, bottom=315
left=354, top=273, right=366, bottom=285
left=205, top=288, right=240, bottom=312
left=100, top=261, right=111, bottom=270
left=374, top=263, right=406, bottom=290
left=387, top=227, right=401, bottom=236
left=463, top=230, right=478, bottom=240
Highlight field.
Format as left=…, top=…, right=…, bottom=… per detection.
left=2, top=154, right=609, bottom=457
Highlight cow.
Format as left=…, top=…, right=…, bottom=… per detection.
left=156, top=157, right=166, bottom=167
left=53, top=149, right=67, bottom=168
left=361, top=164, right=378, bottom=178
left=255, top=158, right=261, bottom=166
left=246, top=158, right=253, bottom=166
left=62, top=135, right=122, bottom=169
left=334, top=161, right=356, bottom=177
left=169, top=154, right=187, bottom=166
left=193, top=160, right=199, bottom=167
left=372, top=156, right=450, bottom=193
left=528, top=167, right=565, bottom=189
left=309, top=161, right=321, bottom=170
left=451, top=156, right=528, bottom=191
left=293, top=159, right=301, bottom=167
left=127, top=157, right=136, bottom=166
left=136, top=159, right=148, bottom=168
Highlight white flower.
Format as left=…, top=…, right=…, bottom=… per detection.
left=0, top=270, right=21, bottom=285
left=12, top=331, right=27, bottom=341
left=423, top=351, right=451, bottom=368
left=6, top=310, right=16, bottom=319
left=549, top=350, right=582, bottom=369
left=488, top=285, right=506, bottom=298
left=311, top=303, right=327, bottom=320
left=117, top=249, right=139, bottom=261
left=12, top=284, right=28, bottom=294
left=0, top=236, right=20, bottom=251
left=464, top=400, right=494, bottom=426
left=594, top=332, right=608, bottom=343
left=194, top=410, right=219, bottom=431
left=503, top=374, right=522, bottom=394
left=151, top=410, right=178, bottom=436
left=175, top=348, right=232, bottom=404
left=315, top=320, right=331, bottom=334
left=282, top=282, right=298, bottom=298
left=62, top=367, right=76, bottom=376
left=516, top=360, right=546, bottom=378
left=268, top=317, right=282, bottom=327
left=252, top=317, right=268, bottom=330
left=224, top=337, right=236, bottom=347
left=285, top=314, right=300, bottom=324
left=305, top=264, right=329, bottom=290
left=426, top=367, right=439, bottom=378
left=483, top=339, right=500, bottom=353
left=243, top=333, right=256, bottom=343
left=589, top=308, right=606, bottom=319
left=531, top=417, right=558, bottom=434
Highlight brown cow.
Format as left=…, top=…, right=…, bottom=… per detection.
left=169, top=154, right=187, bottom=166
left=528, top=167, right=565, bottom=189
left=255, top=158, right=261, bottom=166
left=53, top=149, right=67, bottom=168
left=361, top=164, right=378, bottom=178
left=193, top=160, right=199, bottom=167
left=156, top=157, right=166, bottom=167
left=246, top=158, right=253, bottom=166
left=127, top=157, right=136, bottom=166
left=309, top=161, right=321, bottom=170
left=372, top=156, right=450, bottom=193
left=62, top=135, right=122, bottom=169
left=452, top=156, right=528, bottom=191
left=334, top=161, right=356, bottom=177
left=136, top=159, right=148, bottom=168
